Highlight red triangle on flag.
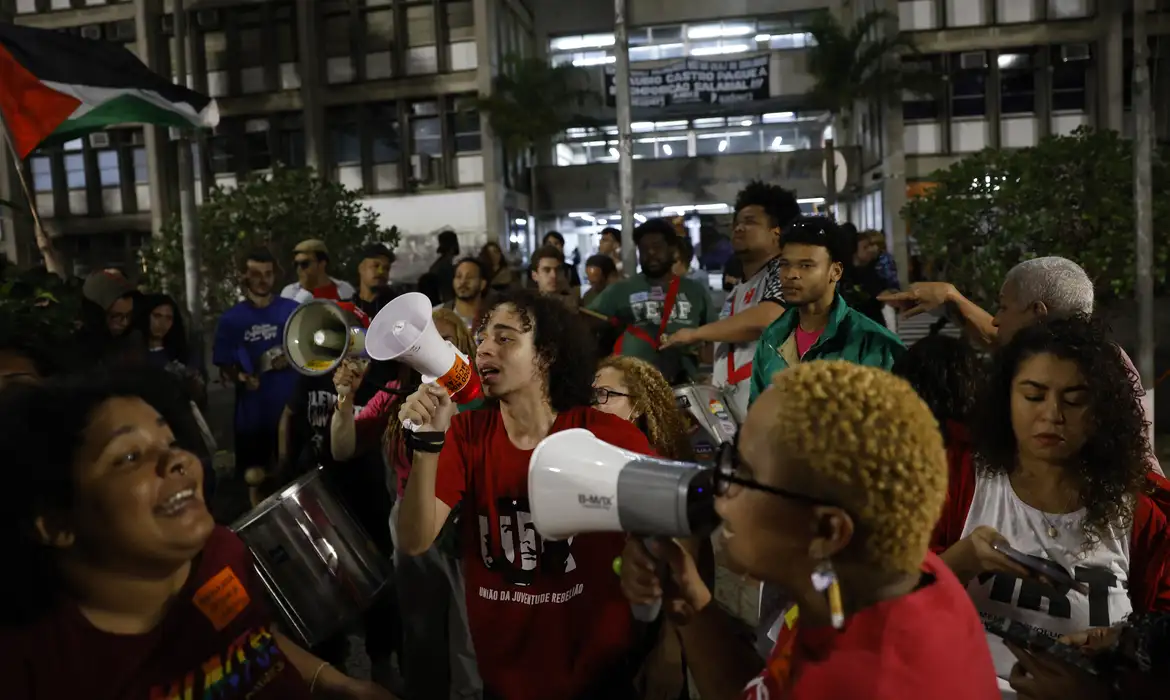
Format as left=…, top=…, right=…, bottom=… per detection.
left=0, top=43, right=81, bottom=159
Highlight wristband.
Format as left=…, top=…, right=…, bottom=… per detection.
left=405, top=430, right=446, bottom=454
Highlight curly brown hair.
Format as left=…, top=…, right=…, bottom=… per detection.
left=597, top=356, right=694, bottom=461
left=384, top=309, right=477, bottom=450
left=765, top=360, right=949, bottom=574
left=972, top=315, right=1152, bottom=548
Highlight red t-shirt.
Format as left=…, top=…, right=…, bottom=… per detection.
left=435, top=405, right=652, bottom=700
left=741, top=552, right=999, bottom=700
left=0, top=527, right=311, bottom=700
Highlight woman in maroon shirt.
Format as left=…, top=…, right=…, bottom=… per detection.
left=0, top=370, right=394, bottom=700
left=620, top=361, right=1000, bottom=700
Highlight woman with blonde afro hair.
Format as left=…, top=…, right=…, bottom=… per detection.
left=593, top=355, right=694, bottom=461
left=619, top=360, right=1000, bottom=700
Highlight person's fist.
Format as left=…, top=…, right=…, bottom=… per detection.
left=398, top=383, right=457, bottom=433
left=333, top=359, right=369, bottom=398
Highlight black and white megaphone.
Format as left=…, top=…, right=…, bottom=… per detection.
left=528, top=428, right=718, bottom=621
left=366, top=292, right=483, bottom=430
left=283, top=300, right=371, bottom=376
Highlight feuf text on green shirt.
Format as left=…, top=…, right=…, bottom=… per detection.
left=588, top=274, right=717, bottom=380
left=748, top=294, right=906, bottom=404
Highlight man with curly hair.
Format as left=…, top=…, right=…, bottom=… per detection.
left=395, top=290, right=656, bottom=700
left=619, top=361, right=999, bottom=699
left=660, top=181, right=800, bottom=417
left=748, top=216, right=905, bottom=405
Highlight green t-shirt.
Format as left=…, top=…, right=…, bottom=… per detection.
left=588, top=274, right=717, bottom=382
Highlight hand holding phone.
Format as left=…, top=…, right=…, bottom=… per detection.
left=991, top=541, right=1088, bottom=593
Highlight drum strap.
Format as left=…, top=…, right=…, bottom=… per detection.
left=614, top=275, right=681, bottom=355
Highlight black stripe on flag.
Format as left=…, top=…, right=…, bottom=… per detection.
left=0, top=22, right=210, bottom=111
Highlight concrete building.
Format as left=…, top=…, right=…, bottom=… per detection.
left=0, top=0, right=537, bottom=281
left=528, top=0, right=1170, bottom=277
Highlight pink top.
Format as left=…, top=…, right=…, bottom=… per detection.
left=795, top=326, right=823, bottom=358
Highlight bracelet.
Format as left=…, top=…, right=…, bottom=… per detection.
left=309, top=661, right=331, bottom=695
left=405, top=430, right=446, bottom=454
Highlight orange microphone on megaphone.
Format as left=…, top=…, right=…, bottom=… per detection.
left=366, top=292, right=483, bottom=430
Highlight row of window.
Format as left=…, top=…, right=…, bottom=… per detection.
left=902, top=46, right=1095, bottom=122
left=549, top=15, right=818, bottom=67
left=30, top=133, right=148, bottom=193
left=556, top=113, right=827, bottom=165
left=897, top=0, right=1093, bottom=31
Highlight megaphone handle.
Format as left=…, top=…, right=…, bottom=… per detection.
left=630, top=536, right=666, bottom=622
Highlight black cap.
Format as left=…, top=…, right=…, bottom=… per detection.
left=359, top=243, right=395, bottom=264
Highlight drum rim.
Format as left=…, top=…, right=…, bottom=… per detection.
left=230, top=466, right=324, bottom=533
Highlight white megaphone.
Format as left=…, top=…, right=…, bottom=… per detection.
left=366, top=292, right=483, bottom=429
left=528, top=429, right=718, bottom=621
left=283, top=300, right=371, bottom=376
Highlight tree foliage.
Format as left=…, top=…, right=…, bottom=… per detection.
left=805, top=9, right=940, bottom=125
left=476, top=54, right=601, bottom=153
left=902, top=127, right=1170, bottom=307
left=140, top=165, right=398, bottom=317
left=0, top=260, right=84, bottom=346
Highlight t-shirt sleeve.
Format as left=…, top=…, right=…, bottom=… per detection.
left=702, top=286, right=719, bottom=324
left=211, top=311, right=237, bottom=367
left=587, top=283, right=622, bottom=320
left=434, top=416, right=469, bottom=508
left=285, top=376, right=308, bottom=416
left=759, top=260, right=785, bottom=305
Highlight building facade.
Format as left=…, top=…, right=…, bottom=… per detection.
left=0, top=0, right=537, bottom=281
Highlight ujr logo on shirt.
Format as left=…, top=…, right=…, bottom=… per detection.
left=477, top=496, right=577, bottom=589
left=629, top=295, right=693, bottom=325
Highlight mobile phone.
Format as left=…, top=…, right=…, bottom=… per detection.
left=991, top=541, right=1086, bottom=592
left=983, top=617, right=1099, bottom=675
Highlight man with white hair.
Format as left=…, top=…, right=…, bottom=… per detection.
left=880, top=256, right=1162, bottom=475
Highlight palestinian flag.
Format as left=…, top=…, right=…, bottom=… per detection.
left=0, top=22, right=218, bottom=160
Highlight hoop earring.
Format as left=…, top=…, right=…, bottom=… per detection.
left=811, top=559, right=845, bottom=630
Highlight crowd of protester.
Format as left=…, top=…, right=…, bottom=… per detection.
left=0, top=179, right=1167, bottom=700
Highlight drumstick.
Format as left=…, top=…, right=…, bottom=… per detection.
left=579, top=307, right=610, bottom=322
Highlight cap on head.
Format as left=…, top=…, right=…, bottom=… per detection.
left=82, top=271, right=134, bottom=311
left=294, top=239, right=329, bottom=257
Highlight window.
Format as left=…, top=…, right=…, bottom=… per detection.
left=1051, top=46, right=1089, bottom=112
left=445, top=1, right=474, bottom=42
left=951, top=57, right=987, bottom=118
left=328, top=108, right=362, bottom=165
left=133, top=148, right=149, bottom=183
left=410, top=101, right=442, bottom=156
left=449, top=96, right=481, bottom=152
left=64, top=153, right=86, bottom=189
left=324, top=13, right=352, bottom=58
left=998, top=52, right=1035, bottom=115
left=276, top=2, right=298, bottom=63
left=902, top=55, right=942, bottom=121
left=371, top=104, right=401, bottom=164
left=406, top=4, right=436, bottom=46
left=276, top=114, right=305, bottom=168
left=30, top=156, right=53, bottom=192
left=244, top=124, right=272, bottom=171
left=209, top=131, right=236, bottom=174
left=365, top=8, right=395, bottom=51
left=97, top=150, right=121, bottom=187
left=204, top=31, right=229, bottom=71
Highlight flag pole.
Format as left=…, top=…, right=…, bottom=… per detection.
left=0, top=114, right=63, bottom=276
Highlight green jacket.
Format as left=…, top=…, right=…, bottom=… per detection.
left=748, top=294, right=906, bottom=405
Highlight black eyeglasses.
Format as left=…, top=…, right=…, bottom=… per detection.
left=592, top=387, right=630, bottom=405
left=713, top=435, right=836, bottom=508
left=295, top=259, right=314, bottom=270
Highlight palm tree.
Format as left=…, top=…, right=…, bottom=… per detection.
left=476, top=54, right=602, bottom=216
left=805, top=9, right=940, bottom=212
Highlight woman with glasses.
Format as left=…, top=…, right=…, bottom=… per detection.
left=593, top=356, right=694, bottom=461
left=931, top=316, right=1170, bottom=699
left=593, top=355, right=698, bottom=700
left=620, top=360, right=999, bottom=700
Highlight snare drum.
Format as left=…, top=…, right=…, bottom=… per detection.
left=673, top=383, right=741, bottom=463
left=231, top=468, right=392, bottom=648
